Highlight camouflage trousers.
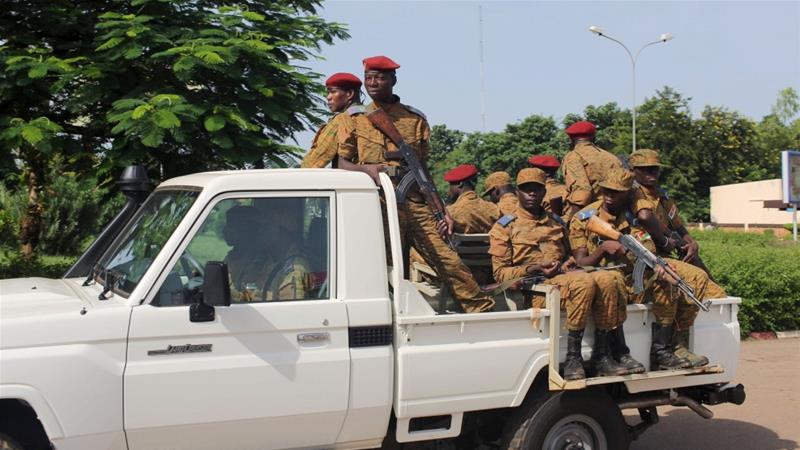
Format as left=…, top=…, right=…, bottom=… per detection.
left=529, top=270, right=626, bottom=331
left=589, top=270, right=628, bottom=330
left=644, top=258, right=727, bottom=330
left=387, top=197, right=494, bottom=313
left=541, top=271, right=596, bottom=331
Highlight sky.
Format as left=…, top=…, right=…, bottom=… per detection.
left=290, top=1, right=800, bottom=149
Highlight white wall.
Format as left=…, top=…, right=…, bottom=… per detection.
left=710, top=179, right=795, bottom=225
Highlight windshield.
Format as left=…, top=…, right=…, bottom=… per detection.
left=95, top=189, right=199, bottom=297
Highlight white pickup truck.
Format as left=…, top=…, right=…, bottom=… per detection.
left=0, top=168, right=745, bottom=450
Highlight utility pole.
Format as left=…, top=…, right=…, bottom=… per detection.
left=478, top=3, right=486, bottom=132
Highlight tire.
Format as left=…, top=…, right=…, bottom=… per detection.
left=0, top=432, right=25, bottom=450
left=501, top=388, right=629, bottom=450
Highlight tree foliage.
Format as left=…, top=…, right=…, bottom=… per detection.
left=0, top=0, right=348, bottom=256
left=429, top=86, right=800, bottom=221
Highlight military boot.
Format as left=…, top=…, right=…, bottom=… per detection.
left=651, top=323, right=690, bottom=370
left=564, top=329, right=586, bottom=381
left=591, top=329, right=628, bottom=377
left=609, top=326, right=646, bottom=375
left=673, top=328, right=709, bottom=367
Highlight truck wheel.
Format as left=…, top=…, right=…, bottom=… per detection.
left=501, top=389, right=629, bottom=450
left=0, top=433, right=25, bottom=450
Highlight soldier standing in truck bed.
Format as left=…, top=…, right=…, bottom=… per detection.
left=483, top=171, right=519, bottom=216
left=562, top=121, right=624, bottom=222
left=528, top=154, right=566, bottom=217
left=334, top=55, right=495, bottom=313
left=489, top=168, right=641, bottom=380
left=301, top=72, right=364, bottom=169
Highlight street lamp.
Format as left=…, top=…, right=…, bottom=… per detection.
left=589, top=26, right=674, bottom=152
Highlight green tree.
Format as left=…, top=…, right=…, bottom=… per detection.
left=771, top=87, right=800, bottom=124
left=1, top=0, right=347, bottom=256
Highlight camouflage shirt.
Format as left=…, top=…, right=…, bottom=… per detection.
left=447, top=190, right=500, bottom=234
left=563, top=142, right=623, bottom=207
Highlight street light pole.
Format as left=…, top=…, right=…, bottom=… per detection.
left=589, top=26, right=673, bottom=152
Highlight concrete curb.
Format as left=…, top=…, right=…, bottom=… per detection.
left=748, top=330, right=800, bottom=340
left=776, top=330, right=800, bottom=339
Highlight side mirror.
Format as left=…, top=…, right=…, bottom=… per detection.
left=190, top=261, right=231, bottom=323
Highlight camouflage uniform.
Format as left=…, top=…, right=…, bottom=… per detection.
left=562, top=141, right=623, bottom=221
left=569, top=199, right=719, bottom=330
left=496, top=192, right=519, bottom=216
left=339, top=99, right=494, bottom=313
left=543, top=178, right=566, bottom=216
left=489, top=205, right=599, bottom=330
left=226, top=244, right=311, bottom=302
left=301, top=108, right=360, bottom=168
left=447, top=190, right=500, bottom=234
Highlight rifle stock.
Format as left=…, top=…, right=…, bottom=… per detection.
left=586, top=215, right=623, bottom=240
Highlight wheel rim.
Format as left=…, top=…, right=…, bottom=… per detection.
left=541, top=413, right=607, bottom=450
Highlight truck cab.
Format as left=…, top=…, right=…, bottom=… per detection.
left=0, top=169, right=745, bottom=450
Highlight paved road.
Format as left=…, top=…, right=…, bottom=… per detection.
left=628, top=338, right=800, bottom=450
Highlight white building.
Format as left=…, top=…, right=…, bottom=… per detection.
left=710, top=179, right=794, bottom=226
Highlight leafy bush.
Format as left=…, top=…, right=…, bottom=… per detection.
left=696, top=230, right=800, bottom=335
left=0, top=251, right=75, bottom=279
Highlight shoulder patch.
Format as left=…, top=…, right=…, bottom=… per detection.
left=497, top=214, right=516, bottom=227
left=550, top=213, right=567, bottom=228
left=657, top=187, right=669, bottom=200
left=403, top=104, right=427, bottom=120
left=577, top=209, right=597, bottom=221
left=347, top=104, right=367, bottom=116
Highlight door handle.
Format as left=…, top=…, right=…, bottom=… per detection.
left=297, top=332, right=330, bottom=343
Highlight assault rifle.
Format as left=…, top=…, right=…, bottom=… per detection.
left=481, top=264, right=626, bottom=296
left=367, top=108, right=454, bottom=248
left=586, top=215, right=711, bottom=312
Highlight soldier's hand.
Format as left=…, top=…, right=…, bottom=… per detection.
left=600, top=240, right=625, bottom=257
left=654, top=265, right=678, bottom=286
left=681, top=237, right=699, bottom=263
left=361, top=164, right=387, bottom=186
left=541, top=261, right=560, bottom=278
left=560, top=257, right=577, bottom=273
left=436, top=213, right=454, bottom=240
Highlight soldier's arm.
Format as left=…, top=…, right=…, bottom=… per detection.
left=562, top=152, right=593, bottom=207
left=488, top=226, right=526, bottom=282
left=568, top=216, right=612, bottom=266
left=301, top=118, right=340, bottom=169
left=636, top=208, right=677, bottom=253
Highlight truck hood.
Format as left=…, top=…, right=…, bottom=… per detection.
left=0, top=277, right=88, bottom=319
left=0, top=277, right=131, bottom=350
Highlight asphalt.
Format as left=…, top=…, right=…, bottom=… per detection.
left=628, top=338, right=800, bottom=450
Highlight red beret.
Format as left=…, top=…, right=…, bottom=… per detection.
left=565, top=121, right=597, bottom=137
left=443, top=164, right=478, bottom=183
left=363, top=55, right=400, bottom=71
left=325, top=72, right=362, bottom=89
left=528, top=154, right=561, bottom=168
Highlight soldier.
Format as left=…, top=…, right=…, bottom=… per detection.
left=335, top=55, right=495, bottom=313
left=569, top=167, right=719, bottom=370
left=444, top=164, right=500, bottom=233
left=301, top=72, right=363, bottom=168
left=224, top=203, right=312, bottom=302
left=562, top=121, right=624, bottom=222
left=629, top=149, right=727, bottom=364
left=483, top=171, right=518, bottom=215
left=528, top=154, right=566, bottom=216
left=489, top=168, right=637, bottom=380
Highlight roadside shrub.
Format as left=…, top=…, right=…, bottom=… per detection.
left=696, top=230, right=800, bottom=335
left=0, top=252, right=75, bottom=279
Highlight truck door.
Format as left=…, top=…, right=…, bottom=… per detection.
left=124, top=193, right=349, bottom=450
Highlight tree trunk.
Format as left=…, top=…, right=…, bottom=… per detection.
left=19, top=162, right=44, bottom=258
